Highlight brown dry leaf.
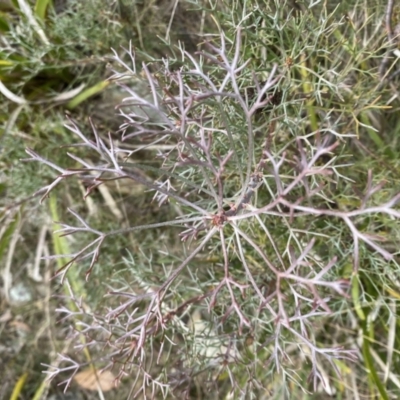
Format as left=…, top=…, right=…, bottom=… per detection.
left=74, top=368, right=116, bottom=392
left=9, top=320, right=31, bottom=333
left=0, top=309, right=12, bottom=323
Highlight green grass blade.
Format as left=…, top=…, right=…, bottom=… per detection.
left=66, top=80, right=110, bottom=109
left=10, top=372, right=28, bottom=400
left=48, top=194, right=83, bottom=296
left=352, top=274, right=366, bottom=321
left=34, top=0, right=51, bottom=21
left=0, top=12, right=10, bottom=32
left=362, top=326, right=389, bottom=400
left=0, top=211, right=20, bottom=260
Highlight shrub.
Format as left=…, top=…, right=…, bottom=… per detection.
left=24, top=1, right=400, bottom=398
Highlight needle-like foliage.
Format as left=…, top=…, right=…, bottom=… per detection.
left=22, top=1, right=400, bottom=398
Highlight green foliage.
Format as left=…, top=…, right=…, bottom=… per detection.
left=2, top=0, right=400, bottom=399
